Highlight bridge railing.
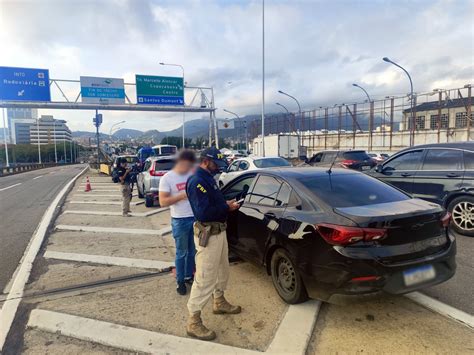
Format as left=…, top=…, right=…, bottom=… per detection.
left=0, top=163, right=76, bottom=177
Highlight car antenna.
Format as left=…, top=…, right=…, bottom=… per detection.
left=326, top=152, right=339, bottom=174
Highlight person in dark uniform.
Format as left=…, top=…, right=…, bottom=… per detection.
left=185, top=146, right=241, bottom=341
left=117, top=158, right=132, bottom=217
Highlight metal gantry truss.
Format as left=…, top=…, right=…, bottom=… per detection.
left=0, top=77, right=220, bottom=148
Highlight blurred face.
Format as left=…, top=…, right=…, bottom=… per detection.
left=201, top=159, right=219, bottom=174
left=175, top=159, right=194, bottom=174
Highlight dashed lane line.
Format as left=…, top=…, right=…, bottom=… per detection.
left=44, top=251, right=175, bottom=270
left=33, top=175, right=43, bottom=180
left=0, top=183, right=22, bottom=192
left=27, top=301, right=320, bottom=354
left=62, top=207, right=169, bottom=217
left=55, top=224, right=172, bottom=236
left=69, top=200, right=144, bottom=206
left=0, top=166, right=88, bottom=351
left=406, top=292, right=474, bottom=329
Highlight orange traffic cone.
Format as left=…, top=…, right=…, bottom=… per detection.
left=84, top=176, right=92, bottom=192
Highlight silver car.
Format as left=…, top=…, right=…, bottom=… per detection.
left=137, top=156, right=176, bottom=207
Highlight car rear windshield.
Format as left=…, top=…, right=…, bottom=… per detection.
left=342, top=151, right=371, bottom=161
left=155, top=159, right=175, bottom=170
left=299, top=173, right=409, bottom=208
left=160, top=146, right=177, bottom=155
left=254, top=158, right=291, bottom=168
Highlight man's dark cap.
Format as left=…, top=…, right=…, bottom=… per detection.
left=200, top=146, right=224, bottom=163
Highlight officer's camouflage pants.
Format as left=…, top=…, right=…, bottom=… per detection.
left=121, top=184, right=131, bottom=214
left=187, top=225, right=229, bottom=314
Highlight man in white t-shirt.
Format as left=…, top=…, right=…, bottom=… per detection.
left=159, top=150, right=197, bottom=295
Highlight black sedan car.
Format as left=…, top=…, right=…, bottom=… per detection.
left=367, top=142, right=474, bottom=237
left=305, top=150, right=377, bottom=171
left=221, top=168, right=455, bottom=304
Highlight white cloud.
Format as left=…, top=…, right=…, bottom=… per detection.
left=0, top=0, right=472, bottom=133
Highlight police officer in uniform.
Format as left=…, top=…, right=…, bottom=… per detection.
left=186, top=147, right=241, bottom=341
left=117, top=158, right=132, bottom=217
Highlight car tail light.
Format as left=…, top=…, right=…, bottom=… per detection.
left=315, top=223, right=387, bottom=246
left=440, top=212, right=451, bottom=228
left=150, top=169, right=166, bottom=177
left=340, top=159, right=357, bottom=168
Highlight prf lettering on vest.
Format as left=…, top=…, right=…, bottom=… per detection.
left=197, top=184, right=207, bottom=193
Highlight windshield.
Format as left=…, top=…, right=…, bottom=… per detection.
left=342, top=151, right=371, bottom=161
left=254, top=158, right=291, bottom=168
left=155, top=159, right=175, bottom=170
left=122, top=156, right=138, bottom=163
left=299, top=173, right=408, bottom=208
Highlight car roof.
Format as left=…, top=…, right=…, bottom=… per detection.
left=397, top=142, right=474, bottom=153
left=146, top=155, right=176, bottom=161
left=240, top=166, right=359, bottom=179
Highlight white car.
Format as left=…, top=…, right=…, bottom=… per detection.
left=137, top=156, right=176, bottom=207
left=218, top=156, right=291, bottom=187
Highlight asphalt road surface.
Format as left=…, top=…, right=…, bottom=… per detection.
left=423, top=230, right=473, bottom=315
left=0, top=164, right=85, bottom=292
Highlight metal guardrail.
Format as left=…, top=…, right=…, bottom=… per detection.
left=0, top=163, right=77, bottom=177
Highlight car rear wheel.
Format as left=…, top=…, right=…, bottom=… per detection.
left=448, top=195, right=474, bottom=237
left=270, top=248, right=308, bottom=304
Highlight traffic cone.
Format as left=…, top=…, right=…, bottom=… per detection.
left=84, top=176, right=92, bottom=192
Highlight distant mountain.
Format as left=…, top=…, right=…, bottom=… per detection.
left=113, top=128, right=143, bottom=139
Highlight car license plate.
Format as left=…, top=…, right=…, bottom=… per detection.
left=403, top=265, right=436, bottom=286
left=361, top=165, right=371, bottom=171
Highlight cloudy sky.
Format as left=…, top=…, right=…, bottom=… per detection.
left=1, top=0, right=472, bottom=133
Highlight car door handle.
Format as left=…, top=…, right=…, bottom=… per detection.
left=264, top=212, right=276, bottom=219
left=446, top=173, right=460, bottom=178
left=400, top=173, right=412, bottom=177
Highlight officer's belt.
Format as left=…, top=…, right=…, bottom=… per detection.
left=195, top=221, right=227, bottom=236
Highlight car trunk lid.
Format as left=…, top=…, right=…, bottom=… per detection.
left=334, top=199, right=449, bottom=263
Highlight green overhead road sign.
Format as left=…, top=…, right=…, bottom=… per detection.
left=136, top=75, right=184, bottom=105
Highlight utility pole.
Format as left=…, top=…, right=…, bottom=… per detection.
left=94, top=110, right=103, bottom=164
left=2, top=108, right=9, bottom=167
left=261, top=0, right=266, bottom=156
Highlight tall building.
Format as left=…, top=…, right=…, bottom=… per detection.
left=7, top=108, right=38, bottom=144
left=29, top=115, right=72, bottom=145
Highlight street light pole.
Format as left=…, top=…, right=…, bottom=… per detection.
left=352, top=83, right=372, bottom=103
left=383, top=57, right=415, bottom=146
left=160, top=62, right=185, bottom=148
left=278, top=90, right=302, bottom=151
left=53, top=119, right=57, bottom=164
left=2, top=108, right=9, bottom=167
left=109, top=120, right=126, bottom=137
left=353, top=83, right=374, bottom=150
left=223, top=109, right=245, bottom=150
left=261, top=0, right=265, bottom=156
left=36, top=117, right=42, bottom=164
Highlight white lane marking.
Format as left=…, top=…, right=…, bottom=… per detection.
left=28, top=302, right=321, bottom=354
left=33, top=175, right=43, bottom=180
left=405, top=292, right=474, bottom=329
left=0, top=183, right=21, bottom=192
left=62, top=207, right=169, bottom=217
left=69, top=200, right=144, bottom=206
left=267, top=300, right=321, bottom=354
left=44, top=251, right=174, bottom=270
left=0, top=166, right=88, bottom=351
left=55, top=224, right=172, bottom=236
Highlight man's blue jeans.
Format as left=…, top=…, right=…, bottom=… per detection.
left=171, top=217, right=196, bottom=284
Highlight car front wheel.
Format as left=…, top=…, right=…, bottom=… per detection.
left=270, top=248, right=308, bottom=304
left=448, top=195, right=474, bottom=237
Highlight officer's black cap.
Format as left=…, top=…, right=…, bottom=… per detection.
left=200, top=146, right=224, bottom=164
